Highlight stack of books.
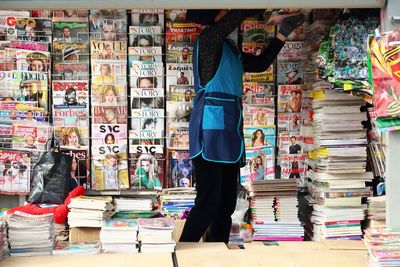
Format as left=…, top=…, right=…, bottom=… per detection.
left=67, top=196, right=114, bottom=227
left=368, top=196, right=386, bottom=229
left=160, top=188, right=196, bottom=219
left=138, top=218, right=176, bottom=252
left=100, top=219, right=139, bottom=253
left=7, top=211, right=55, bottom=256
left=364, top=228, right=400, bottom=267
left=53, top=241, right=101, bottom=255
left=251, top=180, right=304, bottom=241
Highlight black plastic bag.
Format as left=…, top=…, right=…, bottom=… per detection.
left=28, top=139, right=72, bottom=204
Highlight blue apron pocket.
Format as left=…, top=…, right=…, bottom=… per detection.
left=203, top=105, right=224, bottom=130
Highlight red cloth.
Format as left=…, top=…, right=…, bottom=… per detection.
left=7, top=186, right=86, bottom=224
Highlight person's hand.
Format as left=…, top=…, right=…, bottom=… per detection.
left=278, top=13, right=305, bottom=38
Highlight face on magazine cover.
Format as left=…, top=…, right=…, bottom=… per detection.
left=105, top=133, right=115, bottom=145
left=139, top=13, right=159, bottom=26
left=67, top=128, right=81, bottom=147
left=100, top=64, right=112, bottom=76
left=137, top=77, right=157, bottom=89
left=101, top=22, right=117, bottom=41
left=104, top=108, right=118, bottom=124
left=105, top=154, right=118, bottom=167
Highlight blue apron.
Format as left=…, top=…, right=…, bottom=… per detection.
left=189, top=40, right=245, bottom=164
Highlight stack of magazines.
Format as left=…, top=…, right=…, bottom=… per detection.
left=53, top=241, right=101, bottom=255
left=368, top=196, right=386, bottom=229
left=138, top=217, right=175, bottom=253
left=250, top=180, right=304, bottom=241
left=160, top=187, right=196, bottom=219
left=100, top=219, right=139, bottom=253
left=7, top=211, right=55, bottom=256
left=364, top=228, right=400, bottom=267
left=67, top=196, right=114, bottom=227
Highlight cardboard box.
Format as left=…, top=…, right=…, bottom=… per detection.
left=69, top=227, right=101, bottom=242
left=173, top=219, right=186, bottom=242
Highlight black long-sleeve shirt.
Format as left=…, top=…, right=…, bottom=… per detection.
left=197, top=10, right=285, bottom=87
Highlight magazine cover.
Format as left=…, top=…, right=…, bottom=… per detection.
left=242, top=19, right=275, bottom=44
left=53, top=42, right=90, bottom=62
left=53, top=21, right=89, bottom=43
left=6, top=18, right=52, bottom=42
left=280, top=154, right=307, bottom=187
left=10, top=40, right=49, bottom=52
left=91, top=83, right=127, bottom=106
left=131, top=9, right=164, bottom=27
left=278, top=135, right=304, bottom=155
left=278, top=113, right=301, bottom=135
left=130, top=75, right=164, bottom=90
left=130, top=152, right=163, bottom=191
left=61, top=148, right=90, bottom=189
left=130, top=139, right=163, bottom=155
left=243, top=65, right=274, bottom=83
left=130, top=61, right=163, bottom=78
left=15, top=49, right=50, bottom=72
left=240, top=146, right=275, bottom=185
left=54, top=126, right=89, bottom=150
left=0, top=70, right=48, bottom=110
left=14, top=104, right=46, bottom=122
left=91, top=60, right=127, bottom=86
left=128, top=46, right=162, bottom=62
left=92, top=105, right=128, bottom=124
left=167, top=123, right=189, bottom=150
left=0, top=123, right=13, bottom=148
left=277, top=62, right=303, bottom=85
left=166, top=149, right=193, bottom=188
left=52, top=10, right=89, bottom=20
left=92, top=153, right=129, bottom=191
left=166, top=101, right=192, bottom=123
left=89, top=11, right=127, bottom=41
left=165, top=22, right=201, bottom=43
left=129, top=26, right=163, bottom=47
left=166, top=42, right=193, bottom=63
left=132, top=96, right=164, bottom=110
left=278, top=41, right=304, bottom=61
left=0, top=149, right=31, bottom=195
left=129, top=120, right=164, bottom=139
left=52, top=62, right=89, bottom=80
left=31, top=10, right=52, bottom=18
left=277, top=85, right=303, bottom=113
left=91, top=123, right=128, bottom=148
left=243, top=126, right=276, bottom=148
left=165, top=9, right=187, bottom=22
left=12, top=124, right=52, bottom=150
left=167, top=85, right=194, bottom=102
left=243, top=105, right=275, bottom=127
left=4, top=47, right=18, bottom=71
left=52, top=80, right=89, bottom=108
left=90, top=40, right=127, bottom=60
left=242, top=82, right=274, bottom=105
left=131, top=88, right=164, bottom=99
left=166, top=63, right=194, bottom=86
left=53, top=106, right=88, bottom=127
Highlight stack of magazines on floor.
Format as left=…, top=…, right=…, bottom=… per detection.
left=250, top=180, right=304, bottom=241
left=160, top=187, right=196, bottom=219
left=67, top=196, right=114, bottom=227
left=7, top=211, right=55, bottom=256
left=138, top=218, right=175, bottom=253
left=113, top=197, right=158, bottom=219
left=368, top=196, right=386, bottom=229
left=52, top=241, right=101, bottom=255
left=100, top=219, right=139, bottom=253
left=304, top=89, right=373, bottom=241
left=364, top=228, right=400, bottom=267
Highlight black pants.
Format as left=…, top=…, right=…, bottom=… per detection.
left=179, top=156, right=239, bottom=243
